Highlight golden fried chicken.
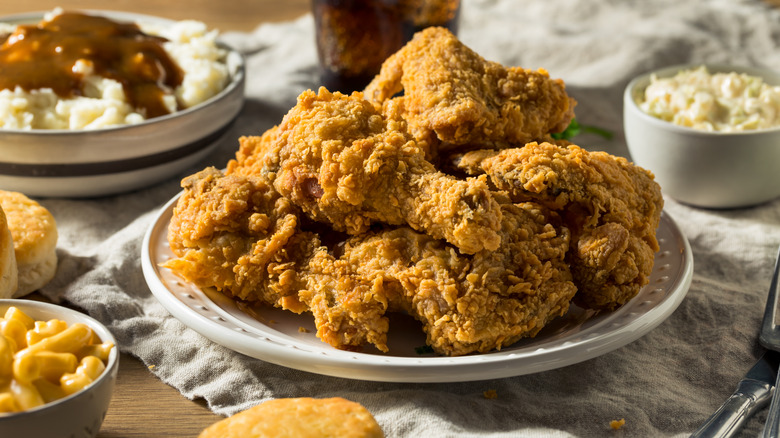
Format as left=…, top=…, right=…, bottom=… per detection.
left=164, top=167, right=391, bottom=352
left=456, top=142, right=663, bottom=310
left=229, top=87, right=503, bottom=255
left=164, top=167, right=312, bottom=309
left=342, top=201, right=576, bottom=356
left=300, top=250, right=391, bottom=352
left=165, top=168, right=577, bottom=356
left=165, top=28, right=656, bottom=358
left=227, top=127, right=280, bottom=179
left=363, top=27, right=577, bottom=153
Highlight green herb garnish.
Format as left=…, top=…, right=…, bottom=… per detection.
left=551, top=118, right=614, bottom=141
left=414, top=345, right=435, bottom=355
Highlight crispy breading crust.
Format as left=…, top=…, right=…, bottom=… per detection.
left=364, top=27, right=576, bottom=153
left=165, top=168, right=576, bottom=356
left=165, top=168, right=393, bottom=351
left=164, top=167, right=312, bottom=309
left=164, top=28, right=662, bottom=356
left=230, top=88, right=503, bottom=255
left=342, top=202, right=576, bottom=355
left=457, top=142, right=663, bottom=310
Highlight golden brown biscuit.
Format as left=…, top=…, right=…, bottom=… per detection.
left=0, top=206, right=18, bottom=298
left=0, top=191, right=58, bottom=297
left=198, top=397, right=384, bottom=438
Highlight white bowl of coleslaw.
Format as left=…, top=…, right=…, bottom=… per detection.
left=0, top=299, right=118, bottom=438
left=624, top=63, right=780, bottom=208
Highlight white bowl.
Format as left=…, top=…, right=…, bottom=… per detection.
left=0, top=10, right=245, bottom=198
left=624, top=63, right=780, bottom=208
left=0, top=299, right=119, bottom=438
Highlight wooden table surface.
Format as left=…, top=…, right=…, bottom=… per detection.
left=2, top=2, right=309, bottom=437
left=1, top=0, right=309, bottom=32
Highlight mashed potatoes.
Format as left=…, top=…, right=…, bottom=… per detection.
left=638, top=66, right=780, bottom=132
left=0, top=10, right=230, bottom=130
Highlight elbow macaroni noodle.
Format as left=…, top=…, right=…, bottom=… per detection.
left=0, top=306, right=114, bottom=413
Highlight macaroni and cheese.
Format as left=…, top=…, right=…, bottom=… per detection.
left=638, top=66, right=780, bottom=132
left=0, top=306, right=114, bottom=413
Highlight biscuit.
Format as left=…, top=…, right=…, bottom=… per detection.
left=0, top=191, right=58, bottom=297
left=198, top=397, right=384, bottom=438
left=0, top=206, right=18, bottom=298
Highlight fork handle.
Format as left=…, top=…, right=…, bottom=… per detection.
left=691, top=378, right=773, bottom=438
left=764, top=371, right=780, bottom=437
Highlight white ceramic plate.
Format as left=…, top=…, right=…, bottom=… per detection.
left=142, top=194, right=693, bottom=382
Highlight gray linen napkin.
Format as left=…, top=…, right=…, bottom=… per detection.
left=36, top=0, right=780, bottom=436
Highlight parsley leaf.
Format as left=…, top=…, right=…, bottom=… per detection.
left=551, top=118, right=613, bottom=141
left=415, top=345, right=435, bottom=355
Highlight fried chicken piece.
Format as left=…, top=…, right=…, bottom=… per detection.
left=164, top=167, right=311, bottom=309
left=166, top=168, right=575, bottom=355
left=300, top=251, right=390, bottom=352
left=229, top=87, right=503, bottom=255
left=227, top=127, right=280, bottom=178
left=363, top=27, right=576, bottom=153
left=456, top=142, right=663, bottom=310
left=341, top=201, right=576, bottom=356
left=164, top=167, right=391, bottom=352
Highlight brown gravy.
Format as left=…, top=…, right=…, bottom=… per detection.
left=0, top=11, right=184, bottom=118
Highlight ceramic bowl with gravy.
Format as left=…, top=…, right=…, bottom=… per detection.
left=0, top=10, right=245, bottom=198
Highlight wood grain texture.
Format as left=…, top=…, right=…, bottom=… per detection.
left=0, top=0, right=309, bottom=32
left=98, top=353, right=222, bottom=437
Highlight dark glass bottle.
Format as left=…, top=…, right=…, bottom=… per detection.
left=312, top=0, right=460, bottom=93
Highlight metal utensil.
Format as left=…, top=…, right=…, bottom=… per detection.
left=691, top=246, right=780, bottom=438
left=760, top=246, right=780, bottom=437
left=690, top=351, right=778, bottom=437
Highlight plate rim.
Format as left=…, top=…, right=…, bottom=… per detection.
left=142, top=193, right=693, bottom=382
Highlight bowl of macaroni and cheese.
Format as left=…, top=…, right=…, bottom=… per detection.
left=0, top=299, right=118, bottom=438
left=624, top=64, right=780, bottom=208
left=0, top=9, right=245, bottom=198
